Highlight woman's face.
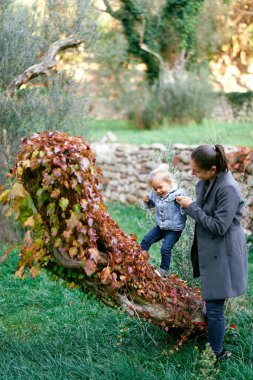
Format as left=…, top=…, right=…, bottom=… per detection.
left=190, top=159, right=217, bottom=181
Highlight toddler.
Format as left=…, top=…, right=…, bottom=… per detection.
left=140, top=164, right=186, bottom=277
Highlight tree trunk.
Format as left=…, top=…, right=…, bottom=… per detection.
left=0, top=142, right=17, bottom=243
left=4, top=131, right=205, bottom=341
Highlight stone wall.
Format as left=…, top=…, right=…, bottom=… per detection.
left=91, top=142, right=253, bottom=234
left=212, top=95, right=253, bottom=122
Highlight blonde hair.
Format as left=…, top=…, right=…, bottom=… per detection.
left=148, top=164, right=174, bottom=187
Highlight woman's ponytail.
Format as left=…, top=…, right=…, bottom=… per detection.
left=191, top=144, right=228, bottom=173
left=214, top=144, right=228, bottom=172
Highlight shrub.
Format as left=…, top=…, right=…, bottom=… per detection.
left=127, top=68, right=216, bottom=129
left=161, top=69, right=216, bottom=123
left=225, top=91, right=253, bottom=121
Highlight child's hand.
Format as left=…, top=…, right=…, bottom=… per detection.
left=176, top=195, right=193, bottom=208
left=143, top=194, right=149, bottom=203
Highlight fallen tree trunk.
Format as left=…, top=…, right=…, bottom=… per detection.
left=1, top=131, right=205, bottom=343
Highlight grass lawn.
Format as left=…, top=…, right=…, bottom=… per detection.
left=0, top=203, right=252, bottom=379
left=86, top=119, right=253, bottom=147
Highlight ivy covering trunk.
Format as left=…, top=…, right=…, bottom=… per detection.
left=0, top=131, right=206, bottom=349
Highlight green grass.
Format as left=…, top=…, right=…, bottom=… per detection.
left=0, top=203, right=252, bottom=379
left=86, top=119, right=253, bottom=147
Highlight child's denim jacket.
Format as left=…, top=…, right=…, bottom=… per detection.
left=145, top=184, right=186, bottom=231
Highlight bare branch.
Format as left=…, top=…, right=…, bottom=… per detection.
left=233, top=10, right=253, bottom=25
left=93, top=5, right=109, bottom=13
left=6, top=36, right=85, bottom=97
left=139, top=17, right=164, bottom=66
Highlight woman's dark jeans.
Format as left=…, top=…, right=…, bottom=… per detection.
left=140, top=225, right=181, bottom=270
left=205, top=299, right=226, bottom=356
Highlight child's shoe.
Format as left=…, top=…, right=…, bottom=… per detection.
left=155, top=268, right=169, bottom=278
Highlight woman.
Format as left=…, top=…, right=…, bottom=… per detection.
left=176, top=144, right=248, bottom=359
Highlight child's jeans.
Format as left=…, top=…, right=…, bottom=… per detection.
left=140, top=225, right=182, bottom=270
left=205, top=299, right=226, bottom=356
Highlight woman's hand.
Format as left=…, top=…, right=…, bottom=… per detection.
left=143, top=194, right=149, bottom=203
left=176, top=196, right=193, bottom=208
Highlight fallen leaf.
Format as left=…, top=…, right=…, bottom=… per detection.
left=30, top=266, right=41, bottom=278
left=0, top=245, right=16, bottom=264
left=15, top=264, right=25, bottom=279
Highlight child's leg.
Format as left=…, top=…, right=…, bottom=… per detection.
left=140, top=226, right=163, bottom=251
left=160, top=230, right=182, bottom=270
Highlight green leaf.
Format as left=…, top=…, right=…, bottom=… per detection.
left=51, top=226, right=59, bottom=237
left=47, top=202, right=56, bottom=216
left=37, top=188, right=47, bottom=208
left=73, top=204, right=81, bottom=213
left=59, top=197, right=69, bottom=211
left=32, top=150, right=39, bottom=158
left=18, top=197, right=34, bottom=224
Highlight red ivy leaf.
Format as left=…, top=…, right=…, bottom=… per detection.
left=50, top=189, right=61, bottom=198
left=53, top=168, right=62, bottom=178
left=88, top=248, right=99, bottom=263
left=100, top=266, right=111, bottom=284
left=80, top=157, right=90, bottom=170
left=88, top=217, right=93, bottom=227
left=84, top=259, right=96, bottom=276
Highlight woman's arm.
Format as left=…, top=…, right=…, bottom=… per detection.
left=177, top=186, right=241, bottom=236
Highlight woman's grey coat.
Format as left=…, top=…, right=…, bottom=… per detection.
left=185, top=171, right=248, bottom=300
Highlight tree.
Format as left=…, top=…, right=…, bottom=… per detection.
left=100, top=0, right=205, bottom=84
left=94, top=0, right=253, bottom=125
left=94, top=0, right=219, bottom=127
left=0, top=131, right=206, bottom=349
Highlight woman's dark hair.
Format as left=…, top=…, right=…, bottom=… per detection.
left=191, top=144, right=228, bottom=173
